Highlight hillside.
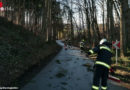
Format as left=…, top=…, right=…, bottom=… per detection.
left=0, top=17, right=61, bottom=86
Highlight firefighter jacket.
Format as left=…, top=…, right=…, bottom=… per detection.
left=80, top=41, right=84, bottom=48
left=88, top=42, right=112, bottom=69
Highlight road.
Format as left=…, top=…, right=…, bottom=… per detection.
left=21, top=40, right=129, bottom=90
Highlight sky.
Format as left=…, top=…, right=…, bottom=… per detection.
left=59, top=0, right=104, bottom=26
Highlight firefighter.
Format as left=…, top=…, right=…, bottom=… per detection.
left=68, top=39, right=72, bottom=48
left=64, top=39, right=68, bottom=50
left=80, top=39, right=85, bottom=52
left=87, top=38, right=112, bottom=90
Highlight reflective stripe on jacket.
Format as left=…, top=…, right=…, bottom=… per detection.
left=88, top=44, right=112, bottom=69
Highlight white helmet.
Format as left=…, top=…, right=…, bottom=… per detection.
left=99, top=38, right=107, bottom=45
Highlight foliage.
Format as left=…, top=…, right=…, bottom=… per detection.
left=111, top=56, right=130, bottom=68
left=1, top=0, right=63, bottom=41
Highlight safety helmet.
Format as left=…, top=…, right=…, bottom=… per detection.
left=99, top=38, right=107, bottom=45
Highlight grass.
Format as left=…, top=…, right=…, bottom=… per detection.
left=115, top=74, right=130, bottom=83
left=111, top=56, right=130, bottom=83
left=111, top=56, right=130, bottom=68
left=111, top=48, right=130, bottom=68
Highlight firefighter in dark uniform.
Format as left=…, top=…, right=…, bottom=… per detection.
left=87, top=39, right=112, bottom=90
left=68, top=39, right=72, bottom=48
left=64, top=39, right=68, bottom=50
left=80, top=39, right=85, bottom=52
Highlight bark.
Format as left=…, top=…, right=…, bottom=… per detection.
left=84, top=0, right=91, bottom=45
left=120, top=0, right=127, bottom=57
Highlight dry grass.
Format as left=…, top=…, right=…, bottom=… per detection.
left=115, top=70, right=130, bottom=76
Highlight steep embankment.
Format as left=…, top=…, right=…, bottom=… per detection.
left=0, top=17, right=61, bottom=86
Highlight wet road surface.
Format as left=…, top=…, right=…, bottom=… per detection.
left=21, top=40, right=129, bottom=90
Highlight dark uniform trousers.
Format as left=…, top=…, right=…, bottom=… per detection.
left=92, top=65, right=109, bottom=90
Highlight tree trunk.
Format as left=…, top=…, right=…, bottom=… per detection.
left=106, top=0, right=110, bottom=40
left=120, top=1, right=127, bottom=57
left=109, top=0, right=114, bottom=41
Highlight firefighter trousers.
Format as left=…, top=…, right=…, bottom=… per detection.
left=92, top=65, right=109, bottom=90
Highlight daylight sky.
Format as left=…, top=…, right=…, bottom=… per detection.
left=58, top=0, right=104, bottom=26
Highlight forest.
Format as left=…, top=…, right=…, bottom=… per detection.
left=0, top=0, right=130, bottom=88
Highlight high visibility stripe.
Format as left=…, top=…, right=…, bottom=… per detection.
left=92, top=85, right=99, bottom=90
left=80, top=45, right=83, bottom=47
left=101, top=86, right=107, bottom=90
left=80, top=42, right=83, bottom=47
left=89, top=50, right=94, bottom=54
left=95, top=61, right=110, bottom=69
left=80, top=44, right=83, bottom=47
left=100, top=46, right=112, bottom=53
